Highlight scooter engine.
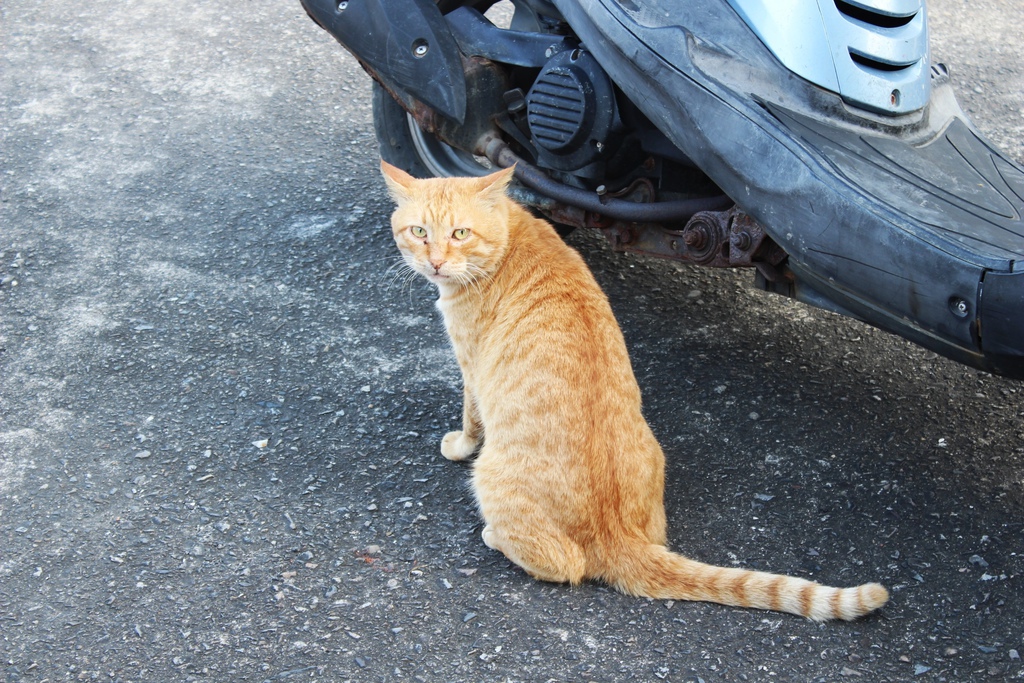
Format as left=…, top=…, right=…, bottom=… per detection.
left=525, top=48, right=621, bottom=175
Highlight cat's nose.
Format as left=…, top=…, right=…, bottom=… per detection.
left=429, top=260, right=445, bottom=273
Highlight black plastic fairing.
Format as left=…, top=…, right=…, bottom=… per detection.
left=551, top=0, right=1024, bottom=377
left=445, top=6, right=573, bottom=68
left=980, top=269, right=1024, bottom=377
left=770, top=108, right=1024, bottom=266
left=300, top=0, right=467, bottom=123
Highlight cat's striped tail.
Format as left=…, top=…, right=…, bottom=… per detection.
left=608, top=542, right=888, bottom=621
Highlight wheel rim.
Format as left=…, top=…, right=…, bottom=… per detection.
left=406, top=114, right=491, bottom=177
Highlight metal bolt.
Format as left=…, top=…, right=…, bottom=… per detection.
left=545, top=46, right=557, bottom=59
left=733, top=231, right=751, bottom=251
left=683, top=225, right=707, bottom=250
left=412, top=40, right=429, bottom=58
left=949, top=297, right=969, bottom=318
left=336, top=0, right=348, bottom=10
left=595, top=185, right=607, bottom=196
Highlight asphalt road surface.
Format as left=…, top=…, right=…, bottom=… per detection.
left=2, top=1, right=1023, bottom=681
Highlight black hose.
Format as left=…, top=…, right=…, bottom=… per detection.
left=483, top=138, right=733, bottom=223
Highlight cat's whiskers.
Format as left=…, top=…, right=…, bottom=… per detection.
left=457, top=262, right=493, bottom=298
left=379, top=258, right=410, bottom=288
left=379, top=257, right=422, bottom=299
left=379, top=256, right=408, bottom=278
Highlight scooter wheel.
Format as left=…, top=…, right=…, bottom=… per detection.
left=371, top=82, right=491, bottom=179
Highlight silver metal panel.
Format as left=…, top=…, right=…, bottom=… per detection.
left=726, top=0, right=930, bottom=113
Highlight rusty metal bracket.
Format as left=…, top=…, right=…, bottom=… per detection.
left=598, top=207, right=791, bottom=279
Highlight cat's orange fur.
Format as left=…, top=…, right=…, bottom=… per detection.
left=381, top=160, right=888, bottom=621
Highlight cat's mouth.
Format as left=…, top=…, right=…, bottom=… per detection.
left=419, top=263, right=469, bottom=286
left=424, top=271, right=451, bottom=283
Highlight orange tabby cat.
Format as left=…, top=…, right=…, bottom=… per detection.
left=381, top=160, right=888, bottom=621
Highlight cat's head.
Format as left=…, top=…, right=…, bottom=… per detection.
left=381, top=160, right=515, bottom=290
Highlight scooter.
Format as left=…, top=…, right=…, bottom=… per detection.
left=299, top=0, right=1024, bottom=379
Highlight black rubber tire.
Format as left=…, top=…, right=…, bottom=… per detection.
left=371, top=82, right=490, bottom=179
left=372, top=83, right=431, bottom=179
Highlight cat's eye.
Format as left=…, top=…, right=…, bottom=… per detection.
left=410, top=226, right=427, bottom=238
left=452, top=228, right=470, bottom=240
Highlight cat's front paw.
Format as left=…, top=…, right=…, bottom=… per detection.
left=441, top=430, right=479, bottom=461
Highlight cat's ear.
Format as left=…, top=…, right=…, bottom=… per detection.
left=380, top=160, right=416, bottom=205
left=473, top=165, right=515, bottom=204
